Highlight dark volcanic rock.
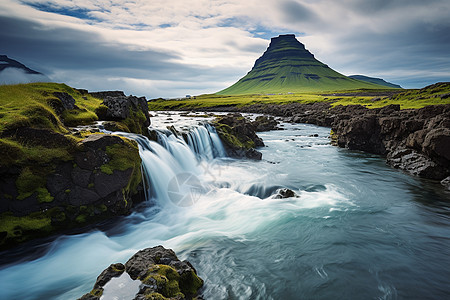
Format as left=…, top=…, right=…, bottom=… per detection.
left=94, top=263, right=125, bottom=288
left=441, top=176, right=450, bottom=190
left=331, top=104, right=450, bottom=180
left=11, top=127, right=71, bottom=148
left=125, top=246, right=179, bottom=280
left=79, top=246, right=203, bottom=300
left=213, top=113, right=264, bottom=160
left=273, top=188, right=298, bottom=199
left=0, top=133, right=145, bottom=249
left=387, top=148, right=447, bottom=179
left=53, top=92, right=76, bottom=110
left=252, top=116, right=280, bottom=131
left=91, top=91, right=151, bottom=130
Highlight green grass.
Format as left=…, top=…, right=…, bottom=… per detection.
left=149, top=92, right=328, bottom=110
left=0, top=82, right=102, bottom=133
left=149, top=83, right=450, bottom=111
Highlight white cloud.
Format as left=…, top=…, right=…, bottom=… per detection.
left=0, top=68, right=50, bottom=85
left=1, top=0, right=448, bottom=96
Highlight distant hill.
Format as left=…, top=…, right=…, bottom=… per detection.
left=217, top=34, right=389, bottom=95
left=0, top=55, right=49, bottom=85
left=349, top=75, right=402, bottom=89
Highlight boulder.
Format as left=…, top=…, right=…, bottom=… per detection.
left=387, top=148, right=448, bottom=180
left=213, top=113, right=263, bottom=160
left=92, top=91, right=151, bottom=130
left=422, top=128, right=450, bottom=167
left=272, top=188, right=298, bottom=199
left=79, top=246, right=203, bottom=300
left=252, top=116, right=280, bottom=131
left=441, top=176, right=450, bottom=190
left=53, top=92, right=76, bottom=110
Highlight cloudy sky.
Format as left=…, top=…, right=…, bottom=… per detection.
left=1, top=0, right=449, bottom=98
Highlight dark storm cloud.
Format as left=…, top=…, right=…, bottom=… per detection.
left=328, top=19, right=450, bottom=87
left=345, top=0, right=442, bottom=14
left=0, top=15, right=197, bottom=79
left=280, top=0, right=318, bottom=23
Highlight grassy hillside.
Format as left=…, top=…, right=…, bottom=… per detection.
left=218, top=34, right=389, bottom=95
left=0, top=82, right=102, bottom=135
left=0, top=82, right=106, bottom=171
left=149, top=83, right=450, bottom=111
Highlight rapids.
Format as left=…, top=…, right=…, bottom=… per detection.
left=0, top=112, right=449, bottom=300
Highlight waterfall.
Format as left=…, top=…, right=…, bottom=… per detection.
left=120, top=123, right=226, bottom=206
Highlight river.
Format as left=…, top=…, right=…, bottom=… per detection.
left=1, top=112, right=449, bottom=299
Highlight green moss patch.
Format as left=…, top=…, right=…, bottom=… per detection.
left=121, top=108, right=148, bottom=135
left=101, top=138, right=142, bottom=196
left=62, top=108, right=99, bottom=126
left=214, top=122, right=255, bottom=149
left=0, top=138, right=24, bottom=165
left=141, top=265, right=183, bottom=298
left=140, top=264, right=203, bottom=299
left=0, top=212, right=53, bottom=248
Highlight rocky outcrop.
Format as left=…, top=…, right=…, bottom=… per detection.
left=212, top=113, right=264, bottom=160
left=79, top=245, right=203, bottom=300
left=331, top=104, right=450, bottom=180
left=92, top=91, right=151, bottom=136
left=0, top=134, right=145, bottom=250
left=252, top=116, right=280, bottom=132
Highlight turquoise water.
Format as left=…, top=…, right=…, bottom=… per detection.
left=1, top=113, right=449, bottom=299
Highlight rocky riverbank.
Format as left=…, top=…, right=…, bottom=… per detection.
left=79, top=245, right=203, bottom=300
left=184, top=94, right=450, bottom=188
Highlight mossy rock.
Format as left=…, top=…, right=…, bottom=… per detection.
left=179, top=269, right=204, bottom=297
left=141, top=265, right=183, bottom=298
left=103, top=121, right=131, bottom=133
left=0, top=212, right=53, bottom=249
left=214, top=122, right=255, bottom=149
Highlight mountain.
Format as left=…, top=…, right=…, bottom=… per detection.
left=0, top=55, right=42, bottom=74
left=0, top=55, right=49, bottom=85
left=217, top=34, right=389, bottom=95
left=348, top=75, right=402, bottom=89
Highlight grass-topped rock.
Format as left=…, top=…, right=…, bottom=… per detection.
left=0, top=83, right=148, bottom=250
left=212, top=113, right=264, bottom=160
left=91, top=90, right=151, bottom=137
left=79, top=245, right=204, bottom=300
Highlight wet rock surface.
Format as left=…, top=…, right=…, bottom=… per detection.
left=79, top=245, right=204, bottom=300
left=212, top=113, right=264, bottom=160
left=272, top=188, right=299, bottom=199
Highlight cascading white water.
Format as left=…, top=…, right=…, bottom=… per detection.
left=2, top=113, right=449, bottom=300
left=120, top=123, right=226, bottom=206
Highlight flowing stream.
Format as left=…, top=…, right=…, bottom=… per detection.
left=1, top=112, right=449, bottom=300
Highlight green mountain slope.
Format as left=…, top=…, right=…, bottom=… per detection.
left=348, top=75, right=402, bottom=88
left=218, top=34, right=390, bottom=95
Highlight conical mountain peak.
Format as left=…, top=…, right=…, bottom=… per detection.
left=253, top=34, right=315, bottom=70
left=218, top=34, right=388, bottom=95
